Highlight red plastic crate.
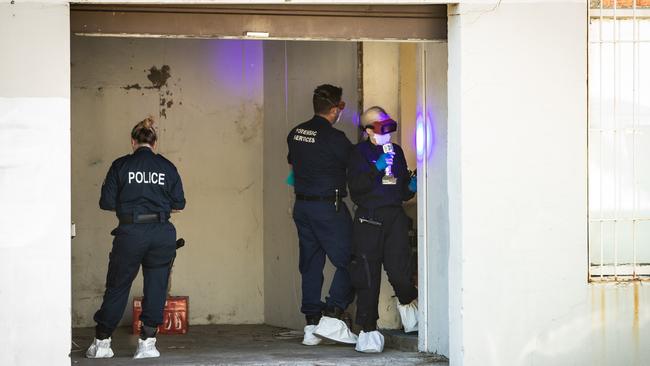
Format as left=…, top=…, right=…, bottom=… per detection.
left=132, top=296, right=189, bottom=335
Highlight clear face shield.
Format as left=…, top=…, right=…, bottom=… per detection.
left=332, top=101, right=346, bottom=125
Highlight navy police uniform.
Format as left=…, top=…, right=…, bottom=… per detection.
left=94, top=146, right=185, bottom=336
left=287, top=115, right=354, bottom=320
left=347, top=140, right=417, bottom=330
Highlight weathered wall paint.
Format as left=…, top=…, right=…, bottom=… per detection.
left=71, top=37, right=264, bottom=327
left=263, top=41, right=359, bottom=330
left=447, top=2, right=649, bottom=365
left=0, top=2, right=71, bottom=366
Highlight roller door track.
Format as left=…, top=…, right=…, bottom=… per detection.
left=70, top=4, right=447, bottom=41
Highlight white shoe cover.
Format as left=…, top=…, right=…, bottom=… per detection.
left=302, top=325, right=322, bottom=346
left=397, top=299, right=419, bottom=333
left=133, top=337, right=160, bottom=359
left=355, top=330, right=384, bottom=353
left=85, top=338, right=114, bottom=359
left=313, top=316, right=358, bottom=344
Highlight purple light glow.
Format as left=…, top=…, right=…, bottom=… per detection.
left=210, top=39, right=263, bottom=99
left=416, top=113, right=425, bottom=161
left=351, top=112, right=361, bottom=128
left=415, top=110, right=435, bottom=162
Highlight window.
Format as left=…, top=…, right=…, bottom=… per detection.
left=589, top=0, right=650, bottom=280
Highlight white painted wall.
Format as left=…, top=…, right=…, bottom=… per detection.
left=0, top=1, right=71, bottom=365
left=417, top=41, right=449, bottom=355
left=447, top=1, right=649, bottom=365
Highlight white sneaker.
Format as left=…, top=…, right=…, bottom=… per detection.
left=85, top=337, right=114, bottom=358
left=133, top=337, right=160, bottom=359
left=313, top=316, right=358, bottom=344
left=397, top=299, right=419, bottom=333
left=302, top=325, right=322, bottom=346
left=355, top=330, right=384, bottom=353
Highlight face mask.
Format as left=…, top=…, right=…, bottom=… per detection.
left=373, top=133, right=391, bottom=145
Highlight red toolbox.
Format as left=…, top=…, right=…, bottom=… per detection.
left=132, top=296, right=189, bottom=335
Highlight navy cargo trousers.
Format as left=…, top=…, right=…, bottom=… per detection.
left=94, top=222, right=176, bottom=335
left=292, top=200, right=354, bottom=317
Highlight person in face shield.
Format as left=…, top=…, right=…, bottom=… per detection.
left=347, top=106, right=419, bottom=353
left=286, top=84, right=357, bottom=346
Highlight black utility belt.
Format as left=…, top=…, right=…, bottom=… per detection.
left=118, top=213, right=168, bottom=224
left=295, top=194, right=336, bottom=202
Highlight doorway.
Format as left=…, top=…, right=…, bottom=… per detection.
left=70, top=3, right=448, bottom=356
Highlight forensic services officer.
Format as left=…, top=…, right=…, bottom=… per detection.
left=86, top=116, right=185, bottom=360
left=286, top=84, right=357, bottom=346
left=347, top=106, right=419, bottom=353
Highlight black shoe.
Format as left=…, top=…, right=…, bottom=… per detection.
left=323, top=306, right=344, bottom=319
left=95, top=325, right=112, bottom=340
left=140, top=324, right=158, bottom=340
left=305, top=314, right=322, bottom=326
left=362, top=323, right=378, bottom=332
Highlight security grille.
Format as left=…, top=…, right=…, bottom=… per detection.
left=589, top=0, right=650, bottom=281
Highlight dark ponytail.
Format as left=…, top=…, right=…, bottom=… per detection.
left=131, top=116, right=157, bottom=145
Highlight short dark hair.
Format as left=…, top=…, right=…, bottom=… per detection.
left=313, top=84, right=343, bottom=114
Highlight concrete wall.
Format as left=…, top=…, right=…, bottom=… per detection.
left=361, top=42, right=403, bottom=329
left=417, top=41, right=449, bottom=355
left=0, top=2, right=71, bottom=365
left=71, top=37, right=264, bottom=327
left=447, top=1, right=649, bottom=365
left=362, top=42, right=434, bottom=329
left=263, top=41, right=359, bottom=330
left=399, top=43, right=419, bottom=170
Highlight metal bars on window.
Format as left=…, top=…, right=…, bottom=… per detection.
left=589, top=0, right=650, bottom=281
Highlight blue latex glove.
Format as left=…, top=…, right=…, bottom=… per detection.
left=286, top=170, right=295, bottom=186
left=408, top=176, right=417, bottom=193
left=375, top=152, right=395, bottom=171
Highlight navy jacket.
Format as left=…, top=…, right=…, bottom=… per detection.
left=347, top=140, right=414, bottom=209
left=99, top=147, right=185, bottom=217
left=287, top=115, right=353, bottom=197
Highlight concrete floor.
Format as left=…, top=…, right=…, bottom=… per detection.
left=70, top=324, right=447, bottom=366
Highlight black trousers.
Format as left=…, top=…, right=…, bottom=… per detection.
left=350, top=206, right=417, bottom=329
left=94, top=222, right=176, bottom=335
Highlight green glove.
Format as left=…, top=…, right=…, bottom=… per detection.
left=286, top=170, right=295, bottom=186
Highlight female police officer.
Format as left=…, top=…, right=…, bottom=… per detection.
left=347, top=106, right=418, bottom=353
left=86, top=116, right=185, bottom=360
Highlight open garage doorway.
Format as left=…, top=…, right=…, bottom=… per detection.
left=69, top=3, right=448, bottom=359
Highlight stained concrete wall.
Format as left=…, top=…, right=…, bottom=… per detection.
left=0, top=2, right=71, bottom=365
left=263, top=41, right=359, bottom=330
left=71, top=37, right=264, bottom=327
left=362, top=42, right=409, bottom=329
left=399, top=43, right=419, bottom=170
left=447, top=2, right=649, bottom=365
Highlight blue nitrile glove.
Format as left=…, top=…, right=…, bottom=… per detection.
left=408, top=176, right=417, bottom=193
left=286, top=170, right=295, bottom=186
left=375, top=153, right=394, bottom=171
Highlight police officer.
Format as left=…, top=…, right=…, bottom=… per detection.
left=286, top=84, right=357, bottom=346
left=347, top=106, right=418, bottom=353
left=86, top=116, right=185, bottom=360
